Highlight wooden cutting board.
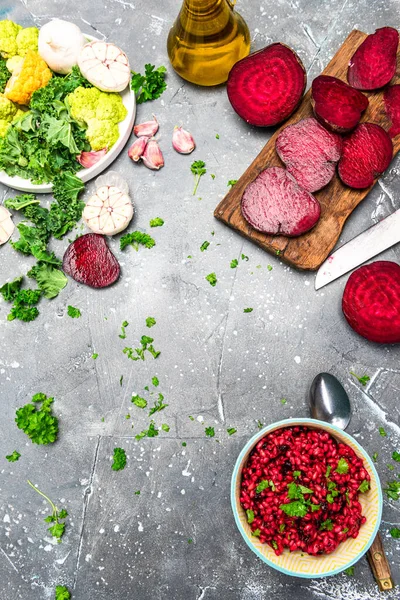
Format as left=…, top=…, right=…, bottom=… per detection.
left=214, top=29, right=400, bottom=271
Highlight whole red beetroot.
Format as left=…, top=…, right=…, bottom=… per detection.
left=347, top=27, right=399, bottom=90
left=227, top=43, right=306, bottom=127
left=342, top=261, right=400, bottom=344
left=63, top=233, right=120, bottom=288
left=241, top=166, right=321, bottom=236
left=276, top=117, right=342, bottom=192
left=311, top=75, right=369, bottom=133
left=338, top=123, right=393, bottom=189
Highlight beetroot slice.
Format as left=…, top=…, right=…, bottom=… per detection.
left=342, top=261, right=400, bottom=344
left=275, top=117, right=342, bottom=192
left=227, top=43, right=306, bottom=127
left=63, top=233, right=120, bottom=288
left=347, top=27, right=399, bottom=90
left=241, top=167, right=321, bottom=236
left=338, top=123, right=392, bottom=189
left=311, top=75, right=369, bottom=132
left=384, top=85, right=400, bottom=138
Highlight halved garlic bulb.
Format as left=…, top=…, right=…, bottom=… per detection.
left=0, top=205, right=14, bottom=245
left=83, top=172, right=133, bottom=235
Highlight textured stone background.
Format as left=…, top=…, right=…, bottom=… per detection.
left=1, top=1, right=400, bottom=598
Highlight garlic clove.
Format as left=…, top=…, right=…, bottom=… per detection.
left=128, top=136, right=149, bottom=162
left=142, top=139, right=164, bottom=170
left=172, top=126, right=196, bottom=154
left=134, top=115, right=159, bottom=137
left=96, top=171, right=129, bottom=195
left=0, top=205, right=14, bottom=245
left=77, top=148, right=108, bottom=168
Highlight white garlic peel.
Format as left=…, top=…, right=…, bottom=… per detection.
left=38, top=19, right=85, bottom=74
left=0, top=205, right=14, bottom=245
left=84, top=173, right=133, bottom=235
left=78, top=41, right=130, bottom=92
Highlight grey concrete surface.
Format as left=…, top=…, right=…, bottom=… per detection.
left=1, top=0, right=400, bottom=598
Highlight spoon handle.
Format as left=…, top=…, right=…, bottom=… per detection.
left=367, top=533, right=394, bottom=591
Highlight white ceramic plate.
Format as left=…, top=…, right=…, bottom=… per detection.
left=0, top=35, right=136, bottom=194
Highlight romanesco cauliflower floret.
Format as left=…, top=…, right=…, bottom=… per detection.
left=0, top=93, right=18, bottom=121
left=16, top=27, right=39, bottom=57
left=5, top=50, right=52, bottom=105
left=0, top=119, right=10, bottom=137
left=86, top=119, right=120, bottom=151
left=67, top=86, right=127, bottom=150
left=0, top=20, right=22, bottom=58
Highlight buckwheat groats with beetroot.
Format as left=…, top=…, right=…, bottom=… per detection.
left=240, top=426, right=371, bottom=556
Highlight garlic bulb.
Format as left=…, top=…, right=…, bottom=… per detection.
left=83, top=171, right=133, bottom=236
left=38, top=19, right=85, bottom=74
left=0, top=205, right=14, bottom=245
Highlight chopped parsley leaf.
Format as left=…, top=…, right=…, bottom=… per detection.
left=252, top=529, right=261, bottom=537
left=372, top=452, right=378, bottom=462
left=379, top=426, right=387, bottom=437
left=358, top=480, right=370, bottom=493
left=257, top=420, right=263, bottom=429
left=392, top=451, right=400, bottom=462
left=210, top=174, right=215, bottom=180
left=205, top=426, right=215, bottom=438
left=293, top=471, right=301, bottom=479
left=320, top=519, right=333, bottom=531
left=388, top=464, right=395, bottom=471
left=350, top=371, right=370, bottom=386
left=215, top=134, right=220, bottom=139
left=189, top=415, right=195, bottom=421
left=135, top=420, right=159, bottom=441
left=92, top=353, right=98, bottom=359
left=150, top=217, right=164, bottom=228
left=280, top=398, right=287, bottom=405
left=243, top=308, right=253, bottom=313
left=325, top=465, right=332, bottom=478
left=344, top=566, right=355, bottom=576
left=152, top=376, right=159, bottom=387
left=132, top=395, right=147, bottom=409
left=15, top=393, right=58, bottom=445
left=6, top=450, right=21, bottom=462
left=384, top=480, right=400, bottom=501
left=390, top=527, right=400, bottom=538
left=279, top=501, right=308, bottom=518
left=256, top=480, right=271, bottom=493
left=161, top=423, right=170, bottom=432
left=55, top=585, right=71, bottom=600
left=120, top=231, right=155, bottom=251
left=112, top=447, right=127, bottom=471
left=205, top=272, right=217, bottom=287
left=182, top=442, right=187, bottom=447
left=227, top=179, right=237, bottom=187
left=200, top=241, right=210, bottom=252
left=241, top=254, right=249, bottom=261
left=267, top=265, right=273, bottom=271
left=279, top=523, right=285, bottom=532
left=230, top=258, right=238, bottom=268
left=67, top=305, right=81, bottom=318
left=149, top=393, right=168, bottom=416
left=335, top=458, right=349, bottom=474
left=246, top=509, right=254, bottom=524
left=119, top=320, right=129, bottom=339
left=146, top=316, right=156, bottom=328
left=227, top=427, right=237, bottom=435
left=271, top=540, right=278, bottom=550
left=135, top=490, right=141, bottom=495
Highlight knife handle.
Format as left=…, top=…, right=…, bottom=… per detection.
left=367, top=533, right=394, bottom=591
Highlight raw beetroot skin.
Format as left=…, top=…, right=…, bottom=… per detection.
left=384, top=85, right=400, bottom=138
left=338, top=123, right=392, bottom=189
left=63, top=233, right=120, bottom=288
left=275, top=117, right=342, bottom=192
left=241, top=167, right=321, bottom=237
left=227, top=43, right=306, bottom=127
left=311, top=75, right=369, bottom=132
left=347, top=27, right=399, bottom=90
left=342, top=261, right=400, bottom=344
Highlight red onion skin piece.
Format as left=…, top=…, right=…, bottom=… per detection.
left=342, top=261, right=400, bottom=344
left=276, top=117, right=342, bottom=193
left=384, top=85, right=400, bottom=138
left=227, top=43, right=306, bottom=127
left=338, top=123, right=393, bottom=189
left=347, top=27, right=399, bottom=91
left=241, top=166, right=321, bottom=237
left=311, top=75, right=369, bottom=133
left=63, top=233, right=120, bottom=288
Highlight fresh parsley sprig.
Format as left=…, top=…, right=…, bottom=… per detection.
left=130, top=64, right=167, bottom=104
left=120, top=231, right=156, bottom=251
left=27, top=480, right=68, bottom=542
left=191, top=160, right=206, bottom=195
left=15, top=393, right=58, bottom=445
left=112, top=448, right=127, bottom=471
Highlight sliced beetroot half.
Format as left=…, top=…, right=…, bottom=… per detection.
left=311, top=75, right=369, bottom=132
left=241, top=166, right=321, bottom=236
left=275, top=117, right=341, bottom=192
left=63, top=233, right=120, bottom=288
left=338, top=123, right=392, bottom=189
left=384, top=85, right=400, bottom=138
left=227, top=43, right=306, bottom=127
left=347, top=27, right=399, bottom=90
left=342, top=261, right=400, bottom=344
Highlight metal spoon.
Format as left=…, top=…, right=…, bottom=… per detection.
left=309, top=372, right=394, bottom=592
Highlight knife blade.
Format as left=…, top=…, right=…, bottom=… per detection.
left=315, top=208, right=400, bottom=289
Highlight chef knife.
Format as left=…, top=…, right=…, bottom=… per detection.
left=315, top=208, right=400, bottom=290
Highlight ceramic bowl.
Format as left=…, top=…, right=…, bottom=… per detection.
left=231, top=418, right=382, bottom=578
